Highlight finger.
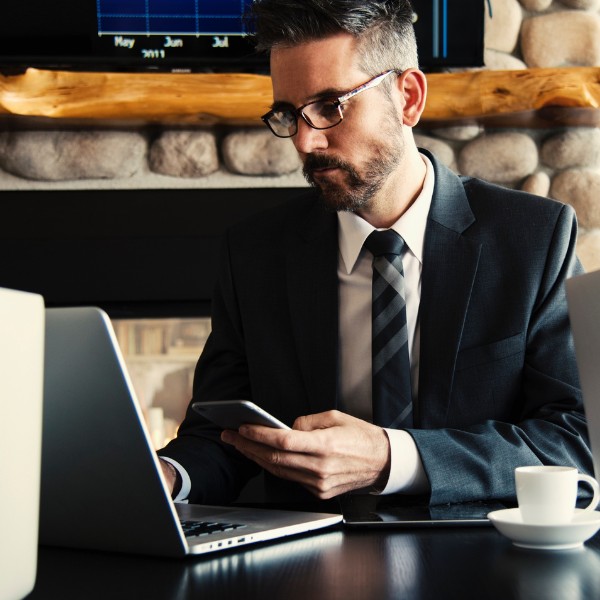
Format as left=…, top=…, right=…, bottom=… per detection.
left=238, top=424, right=327, bottom=455
left=292, top=410, right=346, bottom=431
left=222, top=425, right=299, bottom=451
left=232, top=434, right=317, bottom=472
left=234, top=441, right=325, bottom=489
left=247, top=452, right=349, bottom=499
left=221, top=429, right=243, bottom=446
left=249, top=453, right=371, bottom=500
left=227, top=431, right=338, bottom=484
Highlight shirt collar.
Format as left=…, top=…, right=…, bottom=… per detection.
left=338, top=153, right=434, bottom=274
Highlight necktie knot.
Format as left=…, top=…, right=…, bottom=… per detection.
left=364, top=230, right=405, bottom=257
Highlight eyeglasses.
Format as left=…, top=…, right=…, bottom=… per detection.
left=261, top=69, right=398, bottom=139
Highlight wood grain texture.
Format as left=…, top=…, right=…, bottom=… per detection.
left=425, top=67, right=600, bottom=122
left=0, top=69, right=274, bottom=125
left=1, top=67, right=599, bottom=125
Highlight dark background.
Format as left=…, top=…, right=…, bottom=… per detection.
left=0, top=187, right=293, bottom=318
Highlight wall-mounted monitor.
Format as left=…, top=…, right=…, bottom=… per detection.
left=0, top=1, right=484, bottom=74
left=412, top=0, right=486, bottom=71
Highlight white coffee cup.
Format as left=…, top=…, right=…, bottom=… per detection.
left=515, top=466, right=600, bottom=525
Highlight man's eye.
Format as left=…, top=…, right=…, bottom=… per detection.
left=274, top=111, right=295, bottom=126
left=317, top=102, right=340, bottom=119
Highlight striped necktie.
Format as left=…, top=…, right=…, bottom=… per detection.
left=364, top=230, right=413, bottom=429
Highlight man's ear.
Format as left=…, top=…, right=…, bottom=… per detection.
left=397, top=68, right=427, bottom=127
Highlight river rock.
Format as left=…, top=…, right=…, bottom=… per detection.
left=577, top=229, right=600, bottom=271
left=0, top=130, right=146, bottom=181
left=521, top=11, right=600, bottom=67
left=149, top=130, right=219, bottom=177
left=550, top=169, right=600, bottom=228
left=484, top=49, right=527, bottom=70
left=222, top=129, right=301, bottom=175
left=518, top=0, right=552, bottom=10
left=484, top=0, right=522, bottom=53
left=458, top=132, right=538, bottom=183
left=557, top=0, right=600, bottom=9
left=541, top=129, right=600, bottom=170
left=414, top=134, right=455, bottom=169
left=432, top=124, right=483, bottom=142
left=521, top=171, right=551, bottom=197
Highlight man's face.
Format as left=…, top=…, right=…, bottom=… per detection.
left=270, top=34, right=406, bottom=213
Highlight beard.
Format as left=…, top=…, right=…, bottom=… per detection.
left=302, top=110, right=405, bottom=213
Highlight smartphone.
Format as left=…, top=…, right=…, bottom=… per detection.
left=191, top=400, right=291, bottom=431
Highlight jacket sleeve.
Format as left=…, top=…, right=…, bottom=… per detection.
left=410, top=203, right=592, bottom=505
left=158, top=231, right=260, bottom=504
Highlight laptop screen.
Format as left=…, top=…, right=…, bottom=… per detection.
left=0, top=287, right=45, bottom=599
left=566, top=270, right=600, bottom=480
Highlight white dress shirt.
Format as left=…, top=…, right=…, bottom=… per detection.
left=167, top=154, right=434, bottom=501
left=337, top=153, right=434, bottom=494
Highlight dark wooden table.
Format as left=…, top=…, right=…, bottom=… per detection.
left=25, top=525, right=600, bottom=600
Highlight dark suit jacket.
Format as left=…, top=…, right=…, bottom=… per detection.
left=160, top=151, right=592, bottom=506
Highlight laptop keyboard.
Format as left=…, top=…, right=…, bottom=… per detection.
left=181, top=520, right=247, bottom=538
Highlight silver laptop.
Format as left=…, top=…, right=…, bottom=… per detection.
left=0, top=287, right=44, bottom=600
left=566, top=269, right=600, bottom=480
left=39, top=306, right=341, bottom=558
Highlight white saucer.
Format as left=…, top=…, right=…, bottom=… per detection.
left=487, top=508, right=600, bottom=550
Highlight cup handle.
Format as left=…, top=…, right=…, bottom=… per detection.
left=578, top=474, right=600, bottom=512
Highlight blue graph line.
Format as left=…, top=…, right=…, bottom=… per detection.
left=432, top=0, right=438, bottom=58
left=443, top=0, right=447, bottom=58
left=432, top=0, right=448, bottom=59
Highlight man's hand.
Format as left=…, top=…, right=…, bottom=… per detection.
left=159, top=458, right=177, bottom=495
left=221, top=410, right=391, bottom=499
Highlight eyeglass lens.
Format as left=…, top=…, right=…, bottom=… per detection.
left=267, top=99, right=342, bottom=138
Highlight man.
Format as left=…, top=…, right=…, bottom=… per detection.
left=158, top=0, right=592, bottom=507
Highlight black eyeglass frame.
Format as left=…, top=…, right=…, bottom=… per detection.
left=261, top=69, right=399, bottom=138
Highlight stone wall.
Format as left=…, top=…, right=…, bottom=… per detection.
left=2, top=0, right=600, bottom=269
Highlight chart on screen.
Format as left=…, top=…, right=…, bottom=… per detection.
left=96, top=0, right=252, bottom=36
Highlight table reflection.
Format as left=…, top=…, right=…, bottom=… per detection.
left=27, top=527, right=600, bottom=600
left=493, top=545, right=600, bottom=600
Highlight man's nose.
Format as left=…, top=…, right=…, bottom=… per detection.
left=292, top=117, right=329, bottom=155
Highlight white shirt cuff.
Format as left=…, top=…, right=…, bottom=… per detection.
left=160, top=456, right=191, bottom=503
left=377, top=429, right=429, bottom=495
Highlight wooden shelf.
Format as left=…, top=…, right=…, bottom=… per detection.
left=425, top=67, right=600, bottom=127
left=1, top=66, right=599, bottom=127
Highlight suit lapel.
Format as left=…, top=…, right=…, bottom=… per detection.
left=286, top=199, right=339, bottom=415
left=418, top=153, right=482, bottom=427
left=282, top=154, right=481, bottom=425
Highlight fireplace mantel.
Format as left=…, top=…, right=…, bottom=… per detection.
left=1, top=66, right=600, bottom=128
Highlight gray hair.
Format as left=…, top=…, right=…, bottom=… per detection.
left=247, top=0, right=419, bottom=74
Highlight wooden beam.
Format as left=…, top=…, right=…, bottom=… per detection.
left=0, top=69, right=273, bottom=125
left=1, top=67, right=599, bottom=126
left=424, top=67, right=600, bottom=123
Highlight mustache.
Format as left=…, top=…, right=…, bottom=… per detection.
left=302, top=154, right=358, bottom=179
